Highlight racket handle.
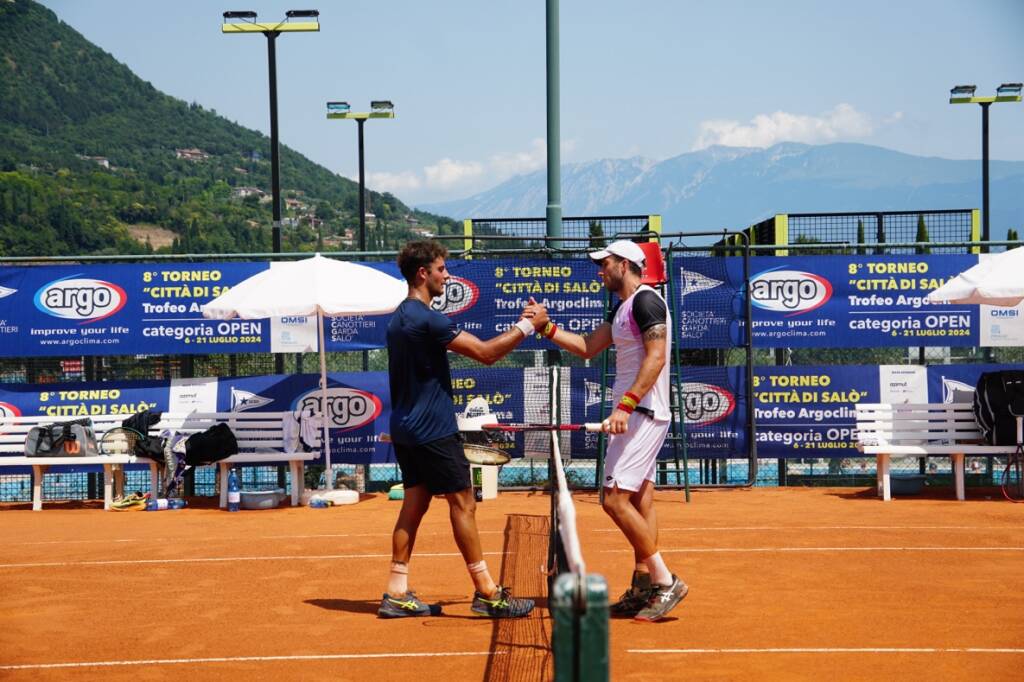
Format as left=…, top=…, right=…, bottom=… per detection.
left=582, top=423, right=605, bottom=433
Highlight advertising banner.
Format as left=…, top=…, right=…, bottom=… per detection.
left=676, top=254, right=1024, bottom=348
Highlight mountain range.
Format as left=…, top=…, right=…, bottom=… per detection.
left=419, top=143, right=1024, bottom=239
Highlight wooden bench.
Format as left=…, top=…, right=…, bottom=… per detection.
left=0, top=411, right=321, bottom=510
left=854, top=402, right=1020, bottom=501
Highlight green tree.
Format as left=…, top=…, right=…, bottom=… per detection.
left=915, top=214, right=930, bottom=255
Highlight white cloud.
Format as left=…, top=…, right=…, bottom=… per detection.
left=368, top=170, right=421, bottom=193
left=489, top=138, right=548, bottom=177
left=693, top=103, right=879, bottom=150
left=423, top=158, right=485, bottom=189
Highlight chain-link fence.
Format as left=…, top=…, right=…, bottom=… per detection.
left=2, top=213, right=1019, bottom=503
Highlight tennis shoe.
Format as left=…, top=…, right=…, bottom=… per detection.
left=377, top=591, right=442, bottom=618
left=111, top=491, right=150, bottom=511
left=610, top=571, right=653, bottom=617
left=471, top=585, right=535, bottom=618
left=634, top=575, right=688, bottom=622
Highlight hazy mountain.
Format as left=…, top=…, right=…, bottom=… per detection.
left=419, top=143, right=1024, bottom=238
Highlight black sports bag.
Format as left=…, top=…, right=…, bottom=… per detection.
left=974, top=370, right=1024, bottom=446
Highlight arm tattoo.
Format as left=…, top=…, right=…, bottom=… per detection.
left=643, top=324, right=667, bottom=341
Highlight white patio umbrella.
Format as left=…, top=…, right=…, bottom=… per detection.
left=926, top=247, right=1024, bottom=307
left=202, top=254, right=407, bottom=488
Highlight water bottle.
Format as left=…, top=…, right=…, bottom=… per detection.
left=309, top=497, right=332, bottom=508
left=145, top=498, right=187, bottom=511
left=473, top=466, right=483, bottom=502
left=227, top=468, right=241, bottom=512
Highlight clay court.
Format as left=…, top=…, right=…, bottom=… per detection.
left=2, top=486, right=1022, bottom=681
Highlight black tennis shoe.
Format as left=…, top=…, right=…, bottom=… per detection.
left=471, top=586, right=535, bottom=618
left=377, top=591, right=442, bottom=618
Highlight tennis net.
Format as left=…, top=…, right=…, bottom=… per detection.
left=547, top=366, right=608, bottom=682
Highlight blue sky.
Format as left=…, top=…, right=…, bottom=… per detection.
left=40, top=0, right=1024, bottom=205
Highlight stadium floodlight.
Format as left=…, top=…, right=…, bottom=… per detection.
left=950, top=81, right=1022, bottom=253
left=997, top=83, right=1023, bottom=98
left=950, top=84, right=977, bottom=98
left=223, top=7, right=319, bottom=373
left=326, top=101, right=396, bottom=252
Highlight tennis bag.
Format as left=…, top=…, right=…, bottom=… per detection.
left=24, top=418, right=98, bottom=457
left=184, top=423, right=238, bottom=466
left=974, top=370, right=1024, bottom=446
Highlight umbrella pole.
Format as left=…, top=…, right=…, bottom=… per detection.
left=318, top=308, right=333, bottom=491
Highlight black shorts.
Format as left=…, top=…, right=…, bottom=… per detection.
left=394, top=433, right=471, bottom=495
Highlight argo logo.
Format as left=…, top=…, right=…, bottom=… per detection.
left=295, top=387, right=383, bottom=432
left=34, top=275, right=127, bottom=324
left=0, top=401, right=21, bottom=434
left=431, top=276, right=479, bottom=316
left=676, top=382, right=735, bottom=426
left=750, top=267, right=832, bottom=316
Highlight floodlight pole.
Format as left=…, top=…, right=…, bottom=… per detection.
left=267, top=32, right=282, bottom=254
left=981, top=102, right=990, bottom=252
left=950, top=84, right=1022, bottom=254
left=224, top=12, right=319, bottom=374
left=357, top=118, right=366, bottom=251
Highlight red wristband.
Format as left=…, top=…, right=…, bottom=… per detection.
left=543, top=321, right=558, bottom=339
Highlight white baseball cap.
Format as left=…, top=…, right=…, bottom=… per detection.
left=588, top=239, right=646, bottom=267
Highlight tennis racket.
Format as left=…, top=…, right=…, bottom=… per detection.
left=1002, top=447, right=1024, bottom=503
left=463, top=443, right=511, bottom=466
left=481, top=422, right=606, bottom=433
left=99, top=427, right=146, bottom=455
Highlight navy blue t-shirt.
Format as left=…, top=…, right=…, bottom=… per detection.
left=387, top=298, right=462, bottom=445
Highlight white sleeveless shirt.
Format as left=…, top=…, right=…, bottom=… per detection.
left=609, top=284, right=672, bottom=421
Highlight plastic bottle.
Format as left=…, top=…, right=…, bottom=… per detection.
left=145, top=498, right=187, bottom=511
left=227, top=468, right=241, bottom=512
left=309, top=497, right=332, bottom=508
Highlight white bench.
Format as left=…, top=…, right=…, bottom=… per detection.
left=0, top=415, right=135, bottom=510
left=854, top=402, right=1020, bottom=501
left=0, top=411, right=320, bottom=510
left=146, top=411, right=320, bottom=509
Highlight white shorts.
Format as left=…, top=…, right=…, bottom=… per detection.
left=603, top=412, right=670, bottom=492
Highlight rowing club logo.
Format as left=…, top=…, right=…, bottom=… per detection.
left=675, top=382, right=735, bottom=426
left=230, top=388, right=274, bottom=412
left=749, top=266, right=832, bottom=316
left=431, top=276, right=479, bottom=316
left=295, top=387, right=383, bottom=432
left=34, top=275, right=127, bottom=324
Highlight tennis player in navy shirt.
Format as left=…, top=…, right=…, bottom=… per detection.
left=378, top=240, right=547, bottom=619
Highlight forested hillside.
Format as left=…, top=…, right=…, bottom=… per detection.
left=0, top=0, right=457, bottom=257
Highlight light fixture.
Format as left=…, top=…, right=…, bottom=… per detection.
left=285, top=9, right=320, bottom=18
left=997, top=83, right=1022, bottom=96
left=326, top=101, right=351, bottom=112
left=370, top=100, right=394, bottom=112
left=950, top=84, right=977, bottom=97
left=223, top=10, right=257, bottom=20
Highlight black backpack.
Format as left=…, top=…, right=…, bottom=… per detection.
left=974, top=370, right=1024, bottom=446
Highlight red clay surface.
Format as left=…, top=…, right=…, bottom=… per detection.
left=1, top=486, right=1023, bottom=681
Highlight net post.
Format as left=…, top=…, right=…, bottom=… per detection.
left=552, top=572, right=609, bottom=682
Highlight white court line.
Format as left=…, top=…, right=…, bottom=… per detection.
left=629, top=647, right=1024, bottom=655
left=0, top=550, right=507, bottom=570
left=598, top=525, right=1011, bottom=533
left=0, top=651, right=500, bottom=671
left=603, top=546, right=1024, bottom=554
left=7, top=529, right=504, bottom=547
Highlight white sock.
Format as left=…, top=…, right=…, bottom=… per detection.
left=642, top=552, right=672, bottom=586
left=387, top=561, right=408, bottom=595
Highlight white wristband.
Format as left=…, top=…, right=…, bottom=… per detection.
left=514, top=318, right=536, bottom=338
